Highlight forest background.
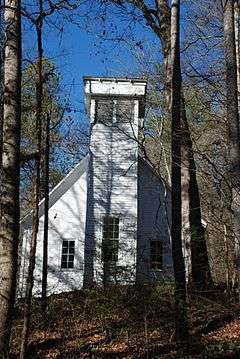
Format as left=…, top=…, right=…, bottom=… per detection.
left=1, top=0, right=240, bottom=358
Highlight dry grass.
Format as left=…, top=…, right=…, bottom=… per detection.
left=10, top=284, right=240, bottom=358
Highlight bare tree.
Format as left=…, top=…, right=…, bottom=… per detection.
left=20, top=0, right=80, bottom=352
left=101, top=0, right=213, bottom=291
left=41, top=112, right=50, bottom=311
left=170, top=0, right=188, bottom=340
left=109, top=0, right=213, bottom=290
left=223, top=0, right=240, bottom=284
left=0, top=0, right=21, bottom=356
left=0, top=3, right=4, bottom=169
left=235, top=0, right=240, bottom=110
left=20, top=0, right=43, bottom=356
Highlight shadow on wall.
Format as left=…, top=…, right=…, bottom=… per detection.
left=83, top=117, right=172, bottom=288
left=18, top=233, right=84, bottom=297
left=84, top=118, right=139, bottom=287
left=19, top=116, right=173, bottom=296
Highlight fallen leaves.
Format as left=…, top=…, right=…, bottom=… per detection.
left=10, top=287, right=240, bottom=358
left=205, top=318, right=240, bottom=342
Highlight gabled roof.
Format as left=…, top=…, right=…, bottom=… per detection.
left=21, top=155, right=89, bottom=228
left=21, top=154, right=171, bottom=229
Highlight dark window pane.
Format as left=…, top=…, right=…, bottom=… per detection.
left=109, top=218, right=114, bottom=225
left=150, top=240, right=163, bottom=270
left=103, top=216, right=119, bottom=240
left=108, top=226, right=114, bottom=237
left=102, top=240, right=111, bottom=262
left=114, top=218, right=119, bottom=225
left=69, top=246, right=75, bottom=254
left=96, top=100, right=113, bottom=124
left=103, top=241, right=110, bottom=261
left=61, top=240, right=75, bottom=269
left=102, top=216, right=119, bottom=262
left=116, top=100, right=133, bottom=122
left=114, top=227, right=119, bottom=238
left=102, top=239, right=118, bottom=262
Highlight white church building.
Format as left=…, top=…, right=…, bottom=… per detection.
left=19, top=77, right=173, bottom=296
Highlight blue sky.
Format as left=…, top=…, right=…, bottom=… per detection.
left=21, top=1, right=222, bottom=174
left=21, top=1, right=161, bottom=172
left=22, top=2, right=159, bottom=127
left=22, top=1, right=211, bottom=135
left=22, top=0, right=222, bottom=114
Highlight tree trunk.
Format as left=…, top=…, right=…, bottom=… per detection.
left=181, top=162, right=191, bottom=281
left=235, top=0, right=240, bottom=111
left=0, top=0, right=21, bottom=356
left=42, top=112, right=50, bottom=311
left=158, top=0, right=213, bottom=291
left=110, top=0, right=212, bottom=292
left=0, top=5, right=4, bottom=169
left=235, top=4, right=240, bottom=284
left=20, top=2, right=43, bottom=356
left=223, top=0, right=240, bottom=282
left=170, top=0, right=188, bottom=341
left=181, top=100, right=213, bottom=291
left=224, top=0, right=240, bottom=176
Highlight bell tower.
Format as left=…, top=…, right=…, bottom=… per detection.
left=83, top=77, right=147, bottom=286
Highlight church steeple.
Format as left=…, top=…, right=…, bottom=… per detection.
left=83, top=77, right=147, bottom=286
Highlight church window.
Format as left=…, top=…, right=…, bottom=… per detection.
left=61, top=240, right=75, bottom=269
left=116, top=100, right=134, bottom=122
left=95, top=98, right=134, bottom=124
left=95, top=99, right=114, bottom=124
left=102, top=216, right=119, bottom=262
left=150, top=240, right=163, bottom=270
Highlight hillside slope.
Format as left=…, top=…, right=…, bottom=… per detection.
left=11, top=285, right=240, bottom=358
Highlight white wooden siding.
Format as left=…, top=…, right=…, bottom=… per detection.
left=137, top=160, right=173, bottom=282
left=83, top=97, right=139, bottom=286
left=19, top=158, right=88, bottom=296
left=19, top=77, right=173, bottom=296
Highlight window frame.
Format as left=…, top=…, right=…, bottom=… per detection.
left=116, top=99, right=134, bottom=123
left=150, top=239, right=163, bottom=270
left=101, top=215, right=120, bottom=263
left=95, top=98, right=114, bottom=124
left=94, top=97, right=134, bottom=125
left=61, top=239, right=75, bottom=269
